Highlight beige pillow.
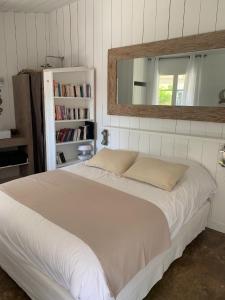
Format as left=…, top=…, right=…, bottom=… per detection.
left=86, top=148, right=138, bottom=175
left=123, top=157, right=188, bottom=191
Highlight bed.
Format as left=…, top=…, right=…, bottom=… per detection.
left=0, top=155, right=216, bottom=300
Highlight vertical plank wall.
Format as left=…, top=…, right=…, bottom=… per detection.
left=47, top=0, right=225, bottom=142
left=0, top=12, right=49, bottom=130
left=47, top=0, right=225, bottom=232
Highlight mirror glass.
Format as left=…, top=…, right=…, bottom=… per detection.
left=117, top=49, right=225, bottom=107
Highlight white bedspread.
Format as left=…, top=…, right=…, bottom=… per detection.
left=0, top=157, right=216, bottom=300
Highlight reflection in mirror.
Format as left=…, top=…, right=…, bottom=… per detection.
left=117, top=49, right=225, bottom=107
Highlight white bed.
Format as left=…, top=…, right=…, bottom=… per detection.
left=0, top=156, right=216, bottom=300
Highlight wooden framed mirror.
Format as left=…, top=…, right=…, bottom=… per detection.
left=108, top=30, right=225, bottom=122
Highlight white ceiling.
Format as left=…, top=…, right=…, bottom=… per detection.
left=0, top=0, right=76, bottom=13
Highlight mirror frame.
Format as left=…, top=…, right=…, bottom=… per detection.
left=108, top=30, right=225, bottom=122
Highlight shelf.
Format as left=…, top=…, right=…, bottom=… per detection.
left=56, top=139, right=94, bottom=146
left=0, top=162, right=29, bottom=170
left=55, top=119, right=93, bottom=123
left=57, top=158, right=81, bottom=168
left=54, top=97, right=92, bottom=100
left=0, top=136, right=28, bottom=149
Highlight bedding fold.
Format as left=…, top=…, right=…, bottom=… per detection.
left=0, top=170, right=171, bottom=297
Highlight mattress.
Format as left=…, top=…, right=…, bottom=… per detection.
left=0, top=158, right=216, bottom=300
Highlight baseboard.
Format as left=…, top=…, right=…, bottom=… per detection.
left=207, top=221, right=225, bottom=234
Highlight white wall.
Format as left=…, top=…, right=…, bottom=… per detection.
left=0, top=12, right=49, bottom=130
left=1, top=1, right=225, bottom=137
left=46, top=0, right=225, bottom=233
left=47, top=0, right=225, bottom=143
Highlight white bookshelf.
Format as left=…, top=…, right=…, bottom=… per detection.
left=43, top=67, right=95, bottom=171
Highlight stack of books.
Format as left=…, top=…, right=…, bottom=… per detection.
left=53, top=81, right=91, bottom=98
left=56, top=125, right=92, bottom=143
left=55, top=105, right=89, bottom=120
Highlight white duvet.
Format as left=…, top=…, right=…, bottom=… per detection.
left=0, top=157, right=216, bottom=300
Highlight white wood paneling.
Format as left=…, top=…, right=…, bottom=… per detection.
left=102, top=0, right=111, bottom=127
left=169, top=0, right=185, bottom=38
left=78, top=0, right=86, bottom=65
left=0, top=12, right=10, bottom=130
left=139, top=132, right=150, bottom=153
left=49, top=10, right=58, bottom=57
left=155, top=0, right=170, bottom=41
left=85, top=0, right=94, bottom=67
left=119, top=129, right=129, bottom=150
left=63, top=5, right=72, bottom=67
left=119, top=116, right=130, bottom=128
left=149, top=135, right=162, bottom=156
left=36, top=13, right=47, bottom=68
left=216, top=0, right=225, bottom=30
left=121, top=0, right=132, bottom=46
left=45, top=14, right=50, bottom=56
left=0, top=11, right=49, bottom=130
left=188, top=139, right=203, bottom=162
left=129, top=131, right=140, bottom=151
left=46, top=0, right=225, bottom=148
left=161, top=135, right=175, bottom=157
left=112, top=0, right=122, bottom=47
left=26, top=13, right=38, bottom=69
left=176, top=120, right=191, bottom=135
left=56, top=8, right=65, bottom=58
left=132, top=0, right=145, bottom=44
left=143, top=0, right=156, bottom=43
left=129, top=117, right=140, bottom=129
left=94, top=0, right=103, bottom=145
left=15, top=13, right=28, bottom=70
left=70, top=2, right=79, bottom=66
left=198, top=0, right=218, bottom=33
left=139, top=118, right=150, bottom=130
left=174, top=137, right=188, bottom=159
left=3, top=12, right=18, bottom=128
left=183, top=0, right=201, bottom=36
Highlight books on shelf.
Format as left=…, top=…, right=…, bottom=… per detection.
left=53, top=80, right=91, bottom=98
left=56, top=152, right=66, bottom=164
left=56, top=123, right=94, bottom=143
left=55, top=105, right=89, bottom=120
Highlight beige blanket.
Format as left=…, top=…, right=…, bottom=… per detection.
left=0, top=170, right=171, bottom=297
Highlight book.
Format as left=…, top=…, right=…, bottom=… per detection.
left=53, top=81, right=92, bottom=98
left=59, top=152, right=66, bottom=163
left=56, top=152, right=66, bottom=164
left=75, top=85, right=81, bottom=97
left=55, top=105, right=89, bottom=121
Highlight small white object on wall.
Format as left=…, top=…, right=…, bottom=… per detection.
left=0, top=130, right=11, bottom=139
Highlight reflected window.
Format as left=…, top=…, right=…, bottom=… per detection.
left=158, top=74, right=185, bottom=106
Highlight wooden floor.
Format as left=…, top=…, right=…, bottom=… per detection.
left=0, top=228, right=225, bottom=300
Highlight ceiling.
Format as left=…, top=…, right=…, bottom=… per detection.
left=0, top=0, right=76, bottom=13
